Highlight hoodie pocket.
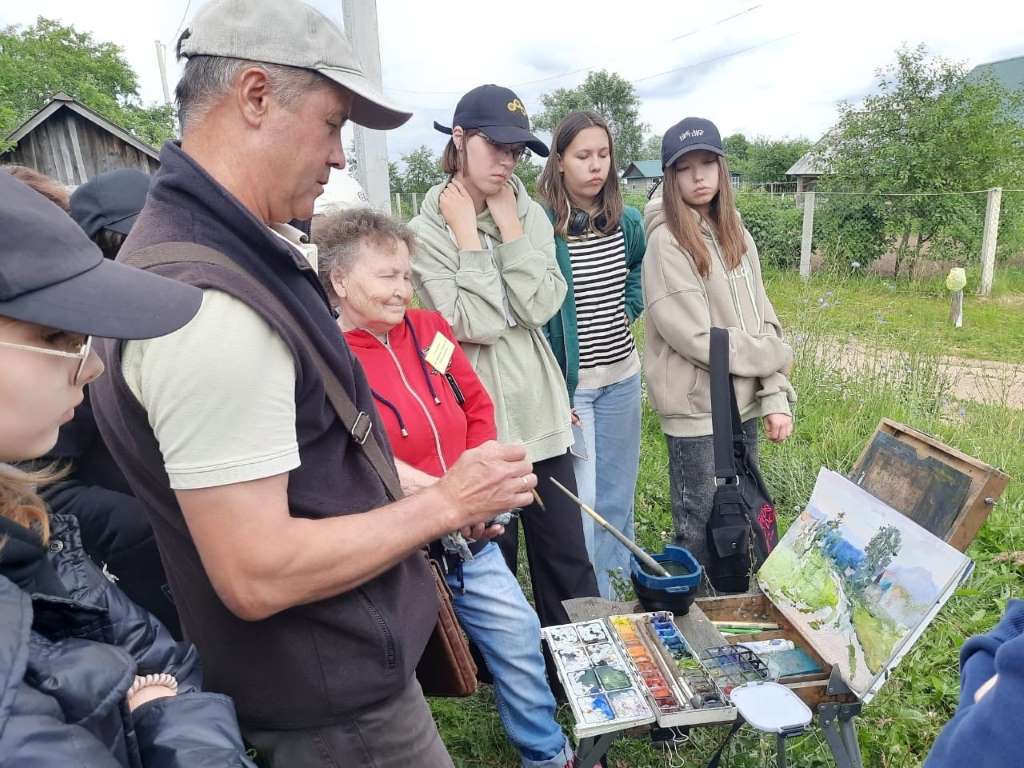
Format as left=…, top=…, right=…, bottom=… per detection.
left=687, top=368, right=712, bottom=415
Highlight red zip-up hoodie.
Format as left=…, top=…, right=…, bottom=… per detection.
left=344, top=309, right=496, bottom=477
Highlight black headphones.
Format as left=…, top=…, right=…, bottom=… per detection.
left=567, top=208, right=608, bottom=237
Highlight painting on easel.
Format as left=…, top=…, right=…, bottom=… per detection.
left=758, top=468, right=973, bottom=702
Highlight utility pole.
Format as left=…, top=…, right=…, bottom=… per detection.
left=154, top=40, right=172, bottom=105
left=341, top=0, right=392, bottom=213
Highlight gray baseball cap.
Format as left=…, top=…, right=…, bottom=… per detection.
left=177, top=0, right=412, bottom=130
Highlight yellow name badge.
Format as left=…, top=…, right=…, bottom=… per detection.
left=424, top=332, right=455, bottom=374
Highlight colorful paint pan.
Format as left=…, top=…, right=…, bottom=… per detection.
left=595, top=666, right=632, bottom=691
left=577, top=694, right=616, bottom=724
left=577, top=621, right=609, bottom=643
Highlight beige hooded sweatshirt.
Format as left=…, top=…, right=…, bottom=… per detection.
left=642, top=197, right=796, bottom=437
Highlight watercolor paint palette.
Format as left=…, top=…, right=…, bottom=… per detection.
left=541, top=621, right=656, bottom=738
left=608, top=612, right=737, bottom=728
left=700, top=645, right=770, bottom=695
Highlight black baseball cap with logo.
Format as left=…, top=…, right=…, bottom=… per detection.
left=434, top=84, right=549, bottom=157
left=0, top=170, right=202, bottom=339
left=661, top=116, right=724, bottom=170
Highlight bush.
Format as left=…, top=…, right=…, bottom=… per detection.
left=622, top=191, right=649, bottom=214
left=814, top=195, right=889, bottom=274
left=735, top=193, right=803, bottom=268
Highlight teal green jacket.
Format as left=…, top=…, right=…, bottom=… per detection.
left=543, top=206, right=646, bottom=403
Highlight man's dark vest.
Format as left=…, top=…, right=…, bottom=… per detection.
left=89, top=142, right=436, bottom=729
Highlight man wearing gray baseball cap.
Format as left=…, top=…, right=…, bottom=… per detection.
left=89, top=2, right=538, bottom=767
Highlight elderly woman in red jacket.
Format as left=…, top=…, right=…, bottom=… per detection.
left=315, top=209, right=572, bottom=768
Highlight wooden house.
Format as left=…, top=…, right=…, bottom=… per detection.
left=1, top=92, right=159, bottom=186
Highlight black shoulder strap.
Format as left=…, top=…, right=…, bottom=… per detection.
left=710, top=327, right=744, bottom=481
left=122, top=242, right=403, bottom=501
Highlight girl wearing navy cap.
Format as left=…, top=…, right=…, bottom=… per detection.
left=0, top=170, right=255, bottom=767
left=537, top=111, right=646, bottom=600
left=410, top=85, right=599, bottom=630
left=642, top=117, right=796, bottom=592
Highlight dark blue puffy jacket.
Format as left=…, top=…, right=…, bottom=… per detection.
left=0, top=514, right=255, bottom=767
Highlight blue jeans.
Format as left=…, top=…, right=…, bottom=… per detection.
left=447, top=543, right=573, bottom=768
left=572, top=372, right=642, bottom=599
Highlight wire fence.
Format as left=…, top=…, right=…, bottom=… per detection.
left=388, top=187, right=1023, bottom=293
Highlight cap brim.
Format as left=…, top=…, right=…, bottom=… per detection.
left=319, top=67, right=412, bottom=130
left=663, top=144, right=725, bottom=170
left=477, top=125, right=549, bottom=157
left=104, top=213, right=140, bottom=237
left=0, top=258, right=202, bottom=340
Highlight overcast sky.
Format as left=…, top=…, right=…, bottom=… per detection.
left=4, top=0, right=1022, bottom=189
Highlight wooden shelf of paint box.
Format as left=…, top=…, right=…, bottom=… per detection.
left=608, top=612, right=737, bottom=728
left=695, top=592, right=858, bottom=708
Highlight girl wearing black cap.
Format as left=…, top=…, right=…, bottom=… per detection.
left=0, top=170, right=255, bottom=766
left=410, top=85, right=599, bottom=629
left=537, top=111, right=646, bottom=600
left=642, top=117, right=796, bottom=591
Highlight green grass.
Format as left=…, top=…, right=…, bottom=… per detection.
left=433, top=282, right=1024, bottom=767
left=764, top=266, right=1024, bottom=363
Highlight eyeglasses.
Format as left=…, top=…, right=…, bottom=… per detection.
left=478, top=132, right=527, bottom=163
left=0, top=334, right=93, bottom=385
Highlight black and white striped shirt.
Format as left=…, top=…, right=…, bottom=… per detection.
left=568, top=228, right=637, bottom=381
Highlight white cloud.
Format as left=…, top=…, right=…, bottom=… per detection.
left=4, top=0, right=1021, bottom=173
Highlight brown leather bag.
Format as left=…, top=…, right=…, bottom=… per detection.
left=416, top=557, right=478, bottom=698
left=122, top=243, right=478, bottom=698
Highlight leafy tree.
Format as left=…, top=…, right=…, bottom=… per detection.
left=534, top=70, right=647, bottom=171
left=742, top=137, right=812, bottom=185
left=723, top=132, right=750, bottom=162
left=637, top=134, right=662, bottom=162
left=821, top=44, right=1024, bottom=277
left=387, top=161, right=404, bottom=194
left=399, top=145, right=445, bottom=193
left=0, top=17, right=175, bottom=151
left=514, top=154, right=543, bottom=197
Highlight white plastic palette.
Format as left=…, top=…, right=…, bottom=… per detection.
left=542, top=620, right=656, bottom=738
left=729, top=681, right=812, bottom=734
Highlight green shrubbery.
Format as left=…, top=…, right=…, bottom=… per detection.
left=735, top=193, right=802, bottom=268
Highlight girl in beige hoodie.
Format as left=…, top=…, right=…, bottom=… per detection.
left=642, top=117, right=796, bottom=589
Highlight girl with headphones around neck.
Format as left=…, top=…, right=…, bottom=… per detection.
left=537, top=111, right=646, bottom=599
left=409, top=85, right=599, bottom=629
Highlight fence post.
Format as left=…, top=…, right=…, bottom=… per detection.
left=412, top=192, right=419, bottom=215
left=978, top=187, right=1002, bottom=297
left=800, top=190, right=815, bottom=280
left=395, top=194, right=402, bottom=219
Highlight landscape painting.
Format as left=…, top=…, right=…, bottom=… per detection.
left=758, top=468, right=972, bottom=700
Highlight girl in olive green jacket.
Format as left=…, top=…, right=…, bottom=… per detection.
left=409, top=84, right=598, bottom=627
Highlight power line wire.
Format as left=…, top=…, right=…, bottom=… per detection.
left=171, top=0, right=192, bottom=44
left=385, top=3, right=769, bottom=97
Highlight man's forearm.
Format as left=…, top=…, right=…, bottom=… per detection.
left=251, top=486, right=456, bottom=614
left=180, top=479, right=462, bottom=621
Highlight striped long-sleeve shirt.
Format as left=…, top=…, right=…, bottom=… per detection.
left=567, top=227, right=640, bottom=389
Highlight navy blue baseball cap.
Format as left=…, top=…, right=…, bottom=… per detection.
left=661, top=117, right=724, bottom=170
left=0, top=170, right=202, bottom=339
left=70, top=168, right=151, bottom=239
left=434, top=84, right=549, bottom=157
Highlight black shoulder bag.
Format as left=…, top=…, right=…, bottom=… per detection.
left=705, top=327, right=779, bottom=592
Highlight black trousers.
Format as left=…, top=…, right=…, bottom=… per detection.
left=496, top=450, right=599, bottom=627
